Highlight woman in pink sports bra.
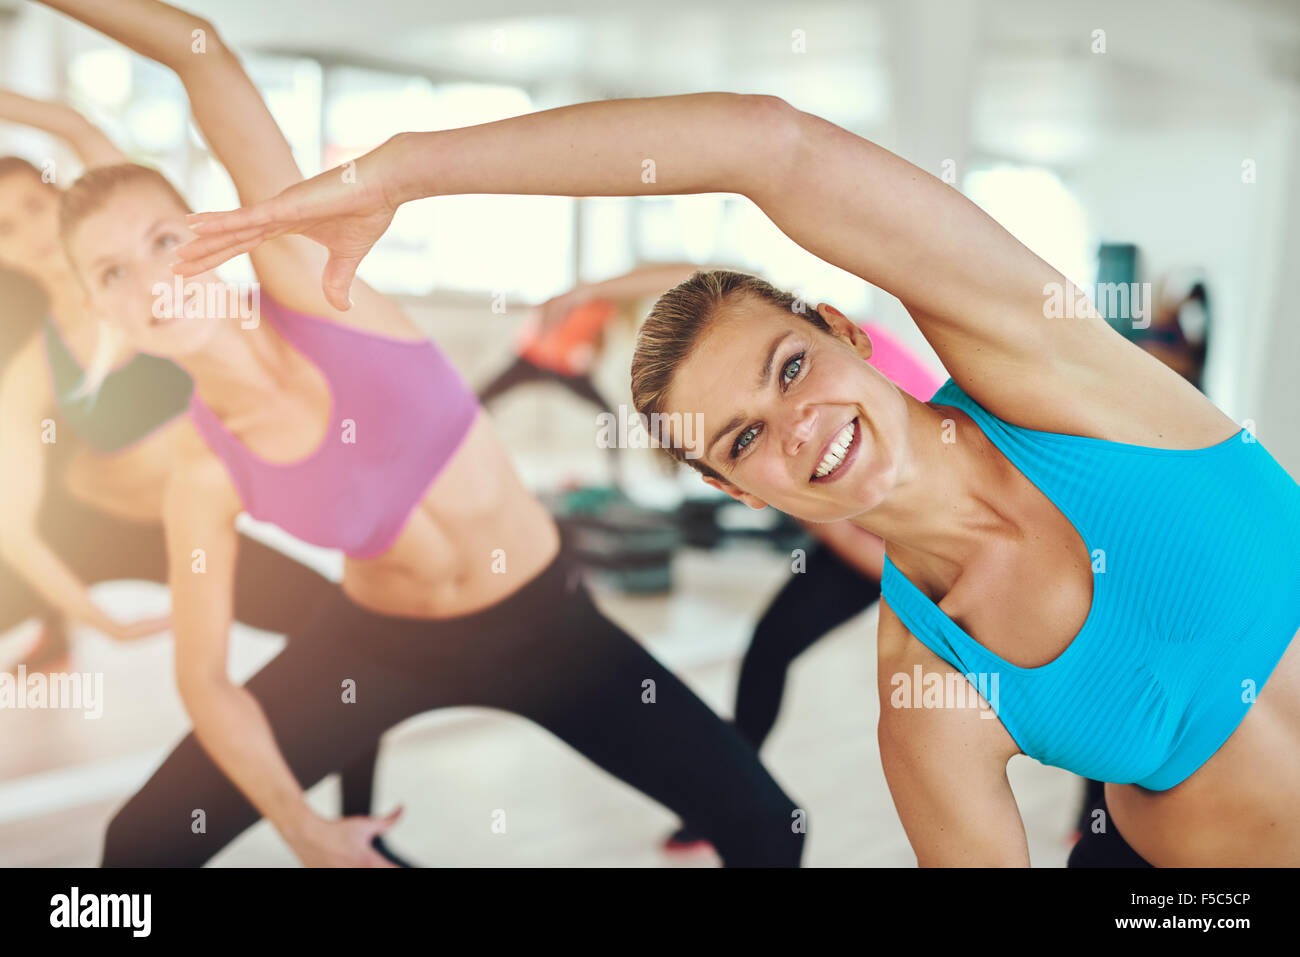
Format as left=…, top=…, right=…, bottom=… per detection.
left=47, top=0, right=803, bottom=868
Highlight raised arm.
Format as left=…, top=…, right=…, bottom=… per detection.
left=532, top=260, right=705, bottom=333
left=36, top=0, right=404, bottom=327
left=176, top=93, right=1084, bottom=366
left=562, top=261, right=706, bottom=307
left=0, top=89, right=126, bottom=170
left=175, top=94, right=787, bottom=309
left=163, top=453, right=400, bottom=867
left=0, top=334, right=168, bottom=640
left=36, top=0, right=298, bottom=204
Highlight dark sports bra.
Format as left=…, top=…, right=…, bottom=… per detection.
left=42, top=318, right=194, bottom=454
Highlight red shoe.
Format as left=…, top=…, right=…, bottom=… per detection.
left=662, top=825, right=715, bottom=853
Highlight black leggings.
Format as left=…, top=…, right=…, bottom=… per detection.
left=101, top=546, right=805, bottom=867
left=1067, top=785, right=1153, bottom=867
left=734, top=542, right=882, bottom=749
left=0, top=485, right=383, bottom=816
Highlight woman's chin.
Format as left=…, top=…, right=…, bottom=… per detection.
left=141, top=314, right=218, bottom=357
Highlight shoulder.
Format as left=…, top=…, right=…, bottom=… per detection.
left=163, top=424, right=242, bottom=524
left=250, top=239, right=425, bottom=342
left=875, top=598, right=1020, bottom=763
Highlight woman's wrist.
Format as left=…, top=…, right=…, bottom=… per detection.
left=375, top=131, right=432, bottom=209
left=270, top=796, right=321, bottom=844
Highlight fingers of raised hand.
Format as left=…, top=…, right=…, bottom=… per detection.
left=172, top=232, right=278, bottom=277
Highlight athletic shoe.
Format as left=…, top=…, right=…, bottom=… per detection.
left=662, top=824, right=714, bottom=853
left=372, top=835, right=418, bottom=868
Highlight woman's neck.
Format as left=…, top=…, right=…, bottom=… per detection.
left=180, top=311, right=289, bottom=423
left=849, top=397, right=1017, bottom=590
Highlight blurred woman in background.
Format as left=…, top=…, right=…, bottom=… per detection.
left=0, top=91, right=397, bottom=858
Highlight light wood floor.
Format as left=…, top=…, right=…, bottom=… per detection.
left=0, top=546, right=1082, bottom=867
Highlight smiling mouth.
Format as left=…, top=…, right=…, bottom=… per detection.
left=151, top=291, right=200, bottom=326
left=811, top=416, right=860, bottom=482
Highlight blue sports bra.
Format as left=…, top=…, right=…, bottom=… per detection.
left=881, top=378, right=1300, bottom=791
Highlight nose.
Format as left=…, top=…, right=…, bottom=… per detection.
left=782, top=402, right=818, bottom=458
left=141, top=262, right=180, bottom=317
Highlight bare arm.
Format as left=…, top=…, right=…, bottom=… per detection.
left=876, top=601, right=1029, bottom=866
left=163, top=459, right=307, bottom=838
left=531, top=260, right=706, bottom=337
left=562, top=261, right=708, bottom=305
left=175, top=94, right=785, bottom=309
left=178, top=93, right=1075, bottom=364
left=163, top=452, right=398, bottom=866
left=380, top=96, right=1081, bottom=371
left=0, top=334, right=165, bottom=639
left=35, top=0, right=408, bottom=332
left=0, top=89, right=126, bottom=169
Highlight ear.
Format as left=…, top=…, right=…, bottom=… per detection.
left=700, top=474, right=769, bottom=510
left=816, top=302, right=873, bottom=362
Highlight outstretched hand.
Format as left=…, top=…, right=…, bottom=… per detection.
left=289, top=805, right=406, bottom=868
left=173, top=158, right=400, bottom=311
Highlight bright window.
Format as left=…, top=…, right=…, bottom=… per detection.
left=963, top=163, right=1096, bottom=289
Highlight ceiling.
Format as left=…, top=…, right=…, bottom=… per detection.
left=5, top=0, right=1298, bottom=167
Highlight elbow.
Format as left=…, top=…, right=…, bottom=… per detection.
left=175, top=666, right=228, bottom=715
left=737, top=94, right=803, bottom=194
left=177, top=18, right=236, bottom=74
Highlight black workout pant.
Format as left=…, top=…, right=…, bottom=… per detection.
left=0, top=484, right=383, bottom=817
left=733, top=542, right=882, bottom=749
left=1067, top=785, right=1153, bottom=867
left=101, top=547, right=805, bottom=867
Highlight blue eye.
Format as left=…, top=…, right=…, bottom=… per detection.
left=729, top=350, right=807, bottom=460
left=732, top=426, right=758, bottom=457
left=781, top=352, right=804, bottom=386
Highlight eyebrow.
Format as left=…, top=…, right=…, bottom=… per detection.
left=706, top=329, right=794, bottom=461
left=88, top=218, right=171, bottom=269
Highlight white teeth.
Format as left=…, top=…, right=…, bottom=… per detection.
left=814, top=419, right=856, bottom=479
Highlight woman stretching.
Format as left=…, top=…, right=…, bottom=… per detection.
left=0, top=93, right=406, bottom=856
left=184, top=92, right=1300, bottom=866
left=42, top=0, right=802, bottom=868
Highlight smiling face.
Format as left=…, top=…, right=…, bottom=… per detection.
left=662, top=297, right=911, bottom=523
left=65, top=178, right=223, bottom=358
left=0, top=168, right=61, bottom=279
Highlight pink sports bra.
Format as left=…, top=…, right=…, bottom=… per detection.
left=188, top=293, right=481, bottom=559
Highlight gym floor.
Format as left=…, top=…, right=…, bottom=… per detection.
left=0, top=543, right=1080, bottom=867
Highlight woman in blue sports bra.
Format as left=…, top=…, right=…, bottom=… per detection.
left=186, top=91, right=1300, bottom=866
